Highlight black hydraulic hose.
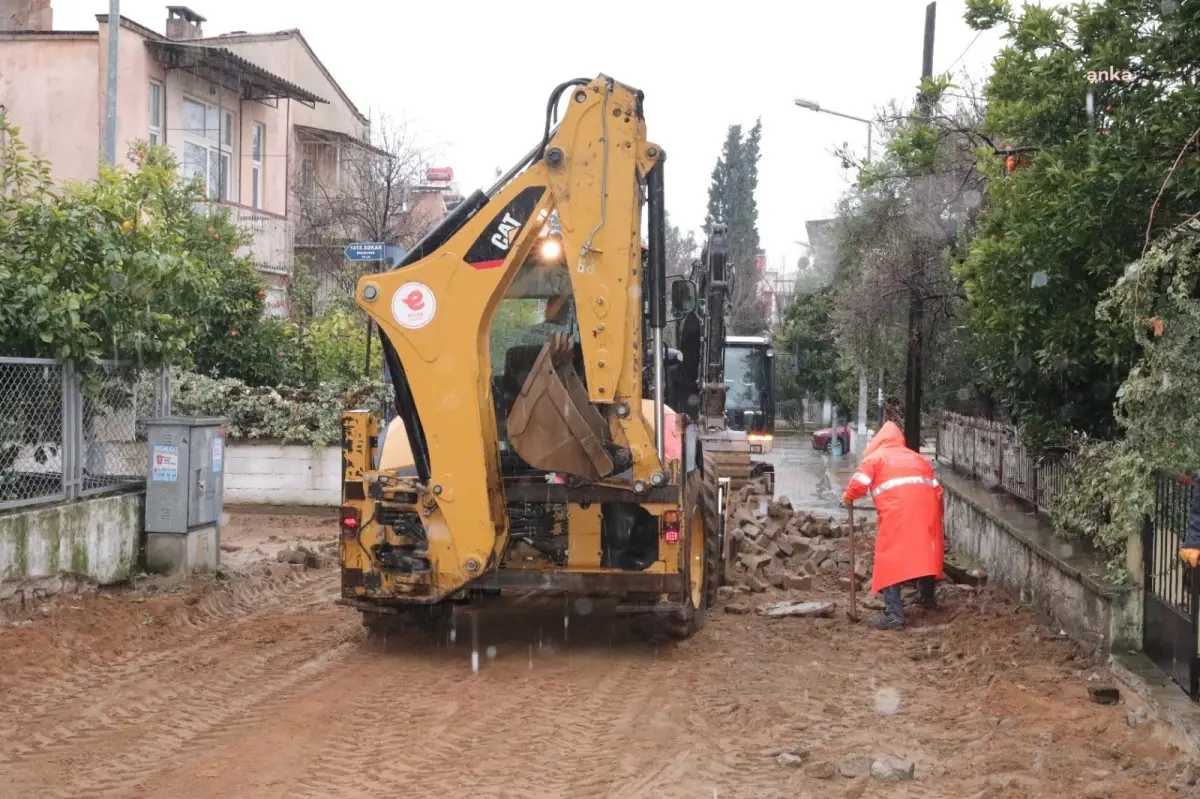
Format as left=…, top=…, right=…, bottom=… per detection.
left=379, top=333, right=431, bottom=484
left=537, top=78, right=591, bottom=163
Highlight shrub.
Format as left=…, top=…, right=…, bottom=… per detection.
left=171, top=370, right=389, bottom=448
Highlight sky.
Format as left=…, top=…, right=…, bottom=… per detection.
left=56, top=0, right=1011, bottom=273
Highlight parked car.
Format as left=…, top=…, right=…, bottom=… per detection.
left=812, top=425, right=852, bottom=453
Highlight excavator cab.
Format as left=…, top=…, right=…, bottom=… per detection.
left=723, top=336, right=776, bottom=456
left=339, top=75, right=720, bottom=641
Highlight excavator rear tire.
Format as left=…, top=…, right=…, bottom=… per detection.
left=633, top=463, right=719, bottom=642
left=361, top=610, right=407, bottom=638
left=412, top=601, right=454, bottom=632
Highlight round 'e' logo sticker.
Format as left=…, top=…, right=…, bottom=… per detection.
left=391, top=282, right=436, bottom=329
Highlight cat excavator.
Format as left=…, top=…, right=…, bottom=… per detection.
left=667, top=226, right=776, bottom=585
left=338, top=75, right=719, bottom=639
left=669, top=225, right=776, bottom=496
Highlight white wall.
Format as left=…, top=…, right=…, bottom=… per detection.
left=0, top=491, right=142, bottom=586
left=224, top=443, right=340, bottom=506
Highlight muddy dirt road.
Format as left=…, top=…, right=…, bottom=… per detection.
left=0, top=512, right=1191, bottom=799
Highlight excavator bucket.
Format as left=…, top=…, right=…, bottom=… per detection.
left=508, top=333, right=614, bottom=480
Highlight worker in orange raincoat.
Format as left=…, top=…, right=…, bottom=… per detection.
left=840, top=421, right=944, bottom=630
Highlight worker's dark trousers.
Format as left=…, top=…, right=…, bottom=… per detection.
left=881, top=577, right=936, bottom=626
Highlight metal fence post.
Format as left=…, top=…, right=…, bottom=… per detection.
left=62, top=359, right=81, bottom=500
left=156, top=367, right=172, bottom=417
left=998, top=432, right=1005, bottom=488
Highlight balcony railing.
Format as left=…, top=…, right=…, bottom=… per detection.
left=194, top=200, right=294, bottom=276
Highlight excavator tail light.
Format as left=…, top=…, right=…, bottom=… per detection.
left=662, top=510, right=681, bottom=544
left=340, top=505, right=361, bottom=540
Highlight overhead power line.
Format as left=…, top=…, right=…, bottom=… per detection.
left=945, top=30, right=983, bottom=74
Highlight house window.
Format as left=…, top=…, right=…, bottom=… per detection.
left=251, top=122, right=264, bottom=209
left=148, top=81, right=163, bottom=146
left=182, top=96, right=234, bottom=201
left=299, top=159, right=315, bottom=200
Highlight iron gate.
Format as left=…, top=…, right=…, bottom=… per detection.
left=1142, top=471, right=1200, bottom=700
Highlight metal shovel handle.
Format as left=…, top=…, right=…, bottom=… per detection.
left=847, top=503, right=858, bottom=621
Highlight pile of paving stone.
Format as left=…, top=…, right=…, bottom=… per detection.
left=723, top=479, right=877, bottom=594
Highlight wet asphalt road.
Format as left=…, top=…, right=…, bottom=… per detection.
left=761, top=429, right=877, bottom=519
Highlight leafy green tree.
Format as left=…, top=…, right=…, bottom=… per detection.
left=776, top=288, right=855, bottom=411
left=1053, top=224, right=1200, bottom=569
left=664, top=210, right=698, bottom=278
left=958, top=0, right=1200, bottom=443
left=0, top=116, right=227, bottom=373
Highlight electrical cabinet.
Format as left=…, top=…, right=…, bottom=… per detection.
left=143, top=417, right=227, bottom=574
left=145, top=416, right=226, bottom=534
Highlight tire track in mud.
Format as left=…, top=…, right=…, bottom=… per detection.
left=6, top=625, right=359, bottom=799
left=0, top=569, right=336, bottom=755
left=0, top=571, right=340, bottom=768
left=267, top=602, right=665, bottom=799
left=287, top=645, right=579, bottom=798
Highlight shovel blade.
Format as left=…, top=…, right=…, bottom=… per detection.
left=508, top=335, right=614, bottom=480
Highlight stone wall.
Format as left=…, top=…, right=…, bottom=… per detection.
left=0, top=491, right=143, bottom=599
left=939, top=469, right=1140, bottom=654
left=224, top=443, right=340, bottom=507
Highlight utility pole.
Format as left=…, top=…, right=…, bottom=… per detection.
left=904, top=1, right=936, bottom=452
left=103, top=0, right=120, bottom=165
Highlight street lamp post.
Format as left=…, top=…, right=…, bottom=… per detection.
left=794, top=98, right=872, bottom=164
left=794, top=97, right=875, bottom=449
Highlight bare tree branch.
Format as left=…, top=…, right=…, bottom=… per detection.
left=292, top=114, right=435, bottom=303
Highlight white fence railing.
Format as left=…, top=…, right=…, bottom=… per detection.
left=194, top=200, right=293, bottom=276
left=935, top=412, right=1077, bottom=515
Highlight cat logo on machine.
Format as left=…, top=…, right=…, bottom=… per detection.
left=464, top=186, right=547, bottom=270
left=490, top=213, right=522, bottom=251
left=391, top=282, right=436, bottom=329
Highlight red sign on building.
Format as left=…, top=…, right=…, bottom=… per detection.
left=425, top=167, right=454, bottom=182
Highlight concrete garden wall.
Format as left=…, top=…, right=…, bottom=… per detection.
left=0, top=490, right=142, bottom=594
left=224, top=443, right=340, bottom=507
left=939, top=468, right=1140, bottom=655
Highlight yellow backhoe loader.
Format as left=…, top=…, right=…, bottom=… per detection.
left=338, top=75, right=720, bottom=639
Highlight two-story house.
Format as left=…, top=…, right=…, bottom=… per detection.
left=0, top=3, right=378, bottom=316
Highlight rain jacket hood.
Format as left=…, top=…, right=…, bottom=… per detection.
left=862, top=421, right=905, bottom=459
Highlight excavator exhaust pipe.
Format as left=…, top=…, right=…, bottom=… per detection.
left=508, top=333, right=615, bottom=480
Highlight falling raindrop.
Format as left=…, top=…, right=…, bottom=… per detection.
left=529, top=643, right=534, bottom=670
left=1031, top=271, right=1048, bottom=288
left=486, top=645, right=497, bottom=660
left=470, top=612, right=479, bottom=674
left=1060, top=543, right=1074, bottom=558
left=874, top=687, right=902, bottom=715
left=574, top=598, right=594, bottom=616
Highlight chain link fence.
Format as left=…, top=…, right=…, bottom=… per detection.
left=0, top=357, right=170, bottom=511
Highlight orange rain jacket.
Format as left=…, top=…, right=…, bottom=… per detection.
left=841, top=421, right=944, bottom=594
